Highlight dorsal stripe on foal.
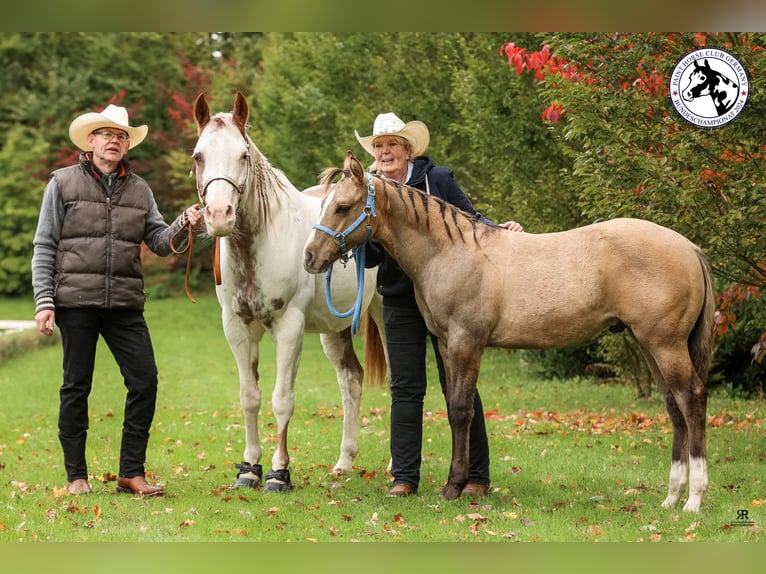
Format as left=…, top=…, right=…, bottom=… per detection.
left=380, top=174, right=483, bottom=245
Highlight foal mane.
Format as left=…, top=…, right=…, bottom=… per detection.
left=320, top=167, right=491, bottom=246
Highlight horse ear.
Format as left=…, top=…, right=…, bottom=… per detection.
left=193, top=93, right=210, bottom=132
left=233, top=92, right=250, bottom=133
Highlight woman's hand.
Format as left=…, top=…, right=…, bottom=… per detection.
left=501, top=221, right=524, bottom=232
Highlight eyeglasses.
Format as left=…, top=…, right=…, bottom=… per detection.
left=92, top=130, right=130, bottom=142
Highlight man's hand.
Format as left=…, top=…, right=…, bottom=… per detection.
left=35, top=309, right=55, bottom=336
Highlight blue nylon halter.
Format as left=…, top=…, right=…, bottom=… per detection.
left=313, top=174, right=377, bottom=334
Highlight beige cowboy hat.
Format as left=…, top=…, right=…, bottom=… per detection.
left=355, top=112, right=430, bottom=158
left=68, top=104, right=148, bottom=151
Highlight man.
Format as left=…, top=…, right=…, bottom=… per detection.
left=32, top=102, right=201, bottom=496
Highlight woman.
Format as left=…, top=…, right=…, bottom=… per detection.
left=356, top=112, right=522, bottom=497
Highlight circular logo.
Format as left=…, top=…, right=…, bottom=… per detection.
left=668, top=47, right=749, bottom=129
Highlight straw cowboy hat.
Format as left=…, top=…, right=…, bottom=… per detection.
left=68, top=104, right=148, bottom=151
left=355, top=112, right=430, bottom=158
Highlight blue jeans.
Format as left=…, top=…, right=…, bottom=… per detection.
left=55, top=308, right=159, bottom=481
left=383, top=298, right=490, bottom=491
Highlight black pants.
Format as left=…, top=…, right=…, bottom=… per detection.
left=383, top=299, right=490, bottom=490
left=56, top=308, right=159, bottom=481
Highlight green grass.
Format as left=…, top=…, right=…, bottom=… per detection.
left=1, top=293, right=764, bottom=543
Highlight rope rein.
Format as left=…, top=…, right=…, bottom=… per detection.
left=313, top=174, right=377, bottom=334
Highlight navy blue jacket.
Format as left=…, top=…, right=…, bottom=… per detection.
left=365, top=155, right=492, bottom=302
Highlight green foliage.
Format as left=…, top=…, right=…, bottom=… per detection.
left=0, top=125, right=49, bottom=295
left=710, top=293, right=766, bottom=397
left=449, top=33, right=581, bottom=229
left=519, top=340, right=604, bottom=382
left=249, top=33, right=491, bottom=191
left=597, top=332, right=654, bottom=399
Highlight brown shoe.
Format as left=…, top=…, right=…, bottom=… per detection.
left=117, top=475, right=164, bottom=497
left=67, top=479, right=92, bottom=495
left=461, top=483, right=490, bottom=497
left=387, top=483, right=415, bottom=497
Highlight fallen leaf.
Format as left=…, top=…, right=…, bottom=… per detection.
left=51, top=486, right=69, bottom=499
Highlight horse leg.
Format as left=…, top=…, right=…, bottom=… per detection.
left=320, top=328, right=364, bottom=474
left=440, top=337, right=483, bottom=501
left=263, top=311, right=305, bottom=492
left=224, top=313, right=265, bottom=488
left=639, top=341, right=708, bottom=511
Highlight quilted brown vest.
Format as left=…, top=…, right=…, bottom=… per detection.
left=52, top=163, right=151, bottom=310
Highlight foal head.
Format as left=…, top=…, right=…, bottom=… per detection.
left=192, top=92, right=252, bottom=237
left=304, top=151, right=378, bottom=274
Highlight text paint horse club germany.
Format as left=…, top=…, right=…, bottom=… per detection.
left=304, top=151, right=715, bottom=512
left=192, top=94, right=387, bottom=491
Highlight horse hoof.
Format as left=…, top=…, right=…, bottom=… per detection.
left=441, top=484, right=462, bottom=500
left=263, top=468, right=293, bottom=493
left=231, top=476, right=260, bottom=489
left=232, top=462, right=262, bottom=489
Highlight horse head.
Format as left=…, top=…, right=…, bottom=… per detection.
left=304, top=151, right=377, bottom=274
left=192, top=91, right=252, bottom=237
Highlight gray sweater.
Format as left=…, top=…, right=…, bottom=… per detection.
left=32, top=153, right=187, bottom=315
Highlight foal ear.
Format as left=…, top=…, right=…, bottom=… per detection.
left=346, top=150, right=365, bottom=181
left=193, top=93, right=210, bottom=132
left=233, top=92, right=250, bottom=135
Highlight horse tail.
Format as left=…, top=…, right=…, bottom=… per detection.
left=689, top=249, right=716, bottom=384
left=363, top=311, right=388, bottom=388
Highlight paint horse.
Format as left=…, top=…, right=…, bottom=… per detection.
left=304, top=151, right=715, bottom=512
left=682, top=58, right=739, bottom=116
left=192, top=95, right=387, bottom=491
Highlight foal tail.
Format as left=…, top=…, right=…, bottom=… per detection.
left=689, top=249, right=716, bottom=384
left=363, top=312, right=388, bottom=388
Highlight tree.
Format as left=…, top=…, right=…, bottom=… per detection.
left=0, top=32, right=220, bottom=295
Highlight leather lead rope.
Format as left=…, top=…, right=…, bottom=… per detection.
left=170, top=211, right=198, bottom=303
left=213, top=237, right=222, bottom=286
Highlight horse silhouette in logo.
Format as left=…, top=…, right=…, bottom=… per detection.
left=682, top=59, right=739, bottom=116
